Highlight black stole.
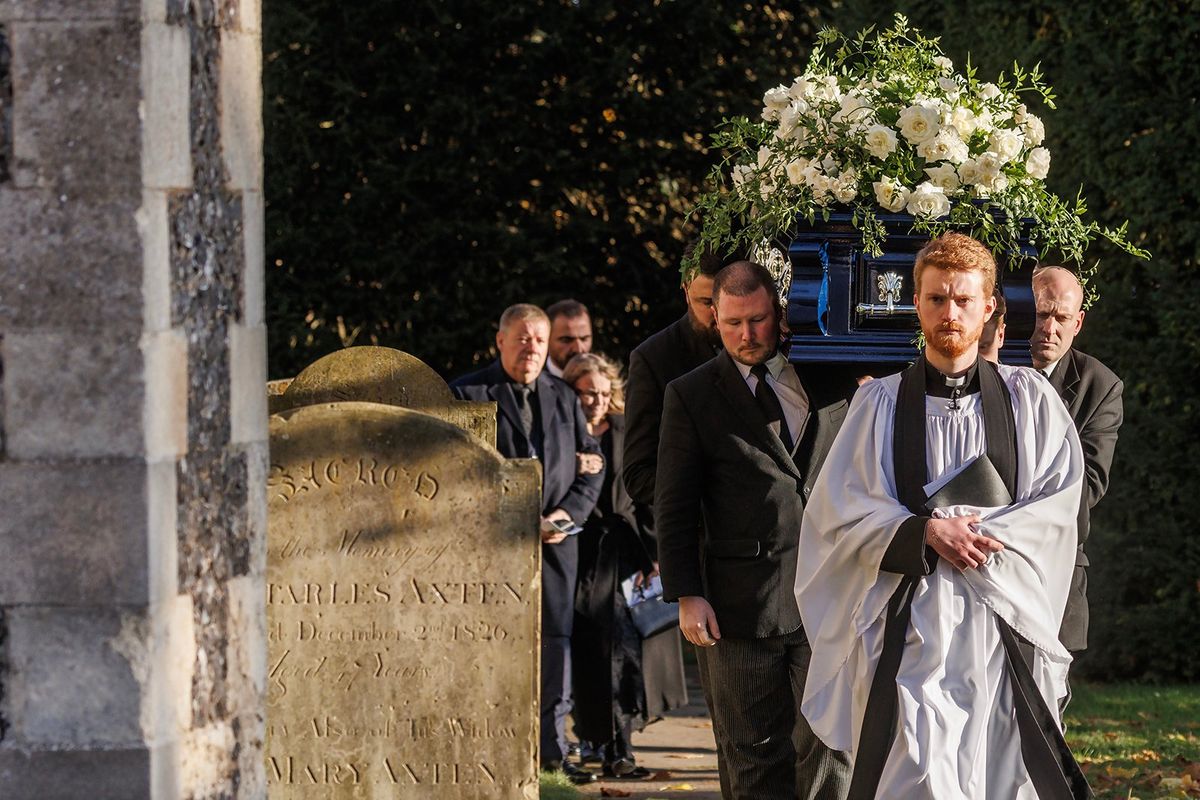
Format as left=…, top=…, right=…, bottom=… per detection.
left=847, top=357, right=1093, bottom=800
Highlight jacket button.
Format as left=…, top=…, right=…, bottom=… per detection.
left=803, top=486, right=811, bottom=496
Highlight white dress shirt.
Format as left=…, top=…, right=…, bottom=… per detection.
left=734, top=351, right=810, bottom=454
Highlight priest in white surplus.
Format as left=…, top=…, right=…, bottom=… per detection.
left=796, top=232, right=1092, bottom=800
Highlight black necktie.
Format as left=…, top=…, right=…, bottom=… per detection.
left=513, top=384, right=535, bottom=442
left=750, top=363, right=792, bottom=450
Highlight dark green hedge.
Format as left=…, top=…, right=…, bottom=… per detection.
left=265, top=1, right=1199, bottom=679
left=264, top=0, right=831, bottom=377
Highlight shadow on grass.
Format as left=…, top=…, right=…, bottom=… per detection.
left=1066, top=682, right=1200, bottom=799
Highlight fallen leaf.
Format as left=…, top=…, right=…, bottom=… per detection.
left=650, top=771, right=674, bottom=780
left=659, top=784, right=695, bottom=791
left=601, top=789, right=633, bottom=798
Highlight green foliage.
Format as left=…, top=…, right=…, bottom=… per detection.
left=688, top=13, right=1148, bottom=273
left=829, top=1, right=1200, bottom=681
left=264, top=0, right=832, bottom=378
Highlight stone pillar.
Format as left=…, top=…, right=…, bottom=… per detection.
left=0, top=1, right=266, bottom=798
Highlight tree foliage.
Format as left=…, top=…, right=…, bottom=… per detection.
left=264, top=0, right=830, bottom=378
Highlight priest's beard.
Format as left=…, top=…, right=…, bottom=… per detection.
left=926, top=320, right=984, bottom=359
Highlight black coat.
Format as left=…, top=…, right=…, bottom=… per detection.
left=623, top=314, right=719, bottom=511
left=450, top=361, right=603, bottom=637
left=572, top=416, right=689, bottom=742
left=1049, top=348, right=1124, bottom=652
left=655, top=351, right=852, bottom=639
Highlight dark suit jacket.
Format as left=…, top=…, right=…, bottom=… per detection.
left=1049, top=347, right=1124, bottom=651
left=450, top=361, right=604, bottom=637
left=623, top=313, right=719, bottom=510
left=655, top=351, right=852, bottom=639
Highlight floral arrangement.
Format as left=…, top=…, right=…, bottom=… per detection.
left=688, top=15, right=1148, bottom=273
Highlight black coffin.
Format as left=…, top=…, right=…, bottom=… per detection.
left=784, top=211, right=1038, bottom=366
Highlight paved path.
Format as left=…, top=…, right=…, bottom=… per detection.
left=574, top=672, right=722, bottom=799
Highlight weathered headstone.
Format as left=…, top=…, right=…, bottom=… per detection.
left=266, top=348, right=540, bottom=799
left=273, top=346, right=495, bottom=444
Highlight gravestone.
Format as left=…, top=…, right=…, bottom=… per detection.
left=266, top=348, right=541, bottom=799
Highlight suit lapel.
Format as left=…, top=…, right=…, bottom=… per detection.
left=1057, top=349, right=1083, bottom=411
left=712, top=351, right=801, bottom=480
left=490, top=382, right=526, bottom=440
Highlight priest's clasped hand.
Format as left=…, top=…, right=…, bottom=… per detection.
left=678, top=596, right=721, bottom=647
left=925, top=514, right=1005, bottom=571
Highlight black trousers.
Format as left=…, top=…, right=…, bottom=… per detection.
left=703, top=628, right=850, bottom=800
left=541, top=634, right=572, bottom=766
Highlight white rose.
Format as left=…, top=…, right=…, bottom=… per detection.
left=989, top=128, right=1025, bottom=163
left=1023, top=113, right=1046, bottom=146
left=873, top=177, right=910, bottom=213
left=897, top=103, right=940, bottom=144
left=832, top=168, right=859, bottom=203
left=815, top=74, right=842, bottom=103
left=778, top=101, right=807, bottom=137
left=949, top=106, right=978, bottom=139
left=906, top=181, right=951, bottom=218
left=789, top=75, right=815, bottom=102
left=785, top=157, right=811, bottom=185
left=731, top=164, right=754, bottom=188
left=938, top=76, right=961, bottom=100
left=1026, top=147, right=1051, bottom=179
left=979, top=82, right=1003, bottom=101
left=804, top=166, right=833, bottom=205
left=757, top=146, right=773, bottom=169
left=1013, top=103, right=1028, bottom=124
left=762, top=85, right=791, bottom=122
left=976, top=151, right=1004, bottom=185
left=833, top=91, right=873, bottom=127
left=957, top=158, right=984, bottom=185
left=974, top=107, right=995, bottom=135
left=917, top=128, right=969, bottom=165
left=933, top=56, right=954, bottom=74
left=864, top=124, right=899, bottom=159
left=925, top=163, right=961, bottom=193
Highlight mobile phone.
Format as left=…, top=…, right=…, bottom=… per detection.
left=547, top=518, right=583, bottom=536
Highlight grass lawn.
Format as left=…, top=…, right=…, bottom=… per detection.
left=539, top=769, right=581, bottom=800
left=1066, top=682, right=1200, bottom=799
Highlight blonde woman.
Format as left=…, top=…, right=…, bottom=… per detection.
left=563, top=352, right=687, bottom=779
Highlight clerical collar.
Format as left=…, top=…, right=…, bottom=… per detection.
left=735, top=350, right=789, bottom=381
left=922, top=358, right=981, bottom=400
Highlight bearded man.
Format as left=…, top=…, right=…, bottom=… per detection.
left=796, top=233, right=1092, bottom=799
left=656, top=261, right=853, bottom=799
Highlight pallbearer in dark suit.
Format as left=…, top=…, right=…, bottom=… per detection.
left=450, top=304, right=604, bottom=784
left=656, top=261, right=853, bottom=800
left=1030, top=267, right=1124, bottom=657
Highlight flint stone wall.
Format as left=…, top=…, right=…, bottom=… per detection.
left=0, top=0, right=266, bottom=797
